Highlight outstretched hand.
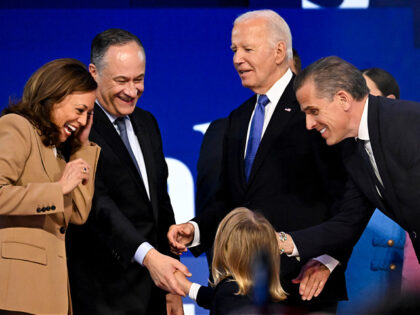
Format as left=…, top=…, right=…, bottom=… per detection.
left=167, top=223, right=195, bottom=255
left=292, top=259, right=331, bottom=301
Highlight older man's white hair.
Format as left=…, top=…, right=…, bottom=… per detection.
left=234, top=9, right=293, bottom=61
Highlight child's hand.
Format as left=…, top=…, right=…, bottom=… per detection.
left=174, top=270, right=193, bottom=296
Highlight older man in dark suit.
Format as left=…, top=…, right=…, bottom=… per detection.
left=168, top=10, right=370, bottom=312
left=295, top=55, right=420, bottom=263
left=67, top=28, right=189, bottom=315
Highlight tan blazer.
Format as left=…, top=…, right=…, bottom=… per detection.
left=0, top=114, right=100, bottom=314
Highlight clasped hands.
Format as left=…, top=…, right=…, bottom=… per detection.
left=166, top=223, right=331, bottom=301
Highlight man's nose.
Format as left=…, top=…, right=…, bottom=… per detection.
left=124, top=82, right=138, bottom=97
left=306, top=115, right=316, bottom=130
left=233, top=51, right=243, bottom=65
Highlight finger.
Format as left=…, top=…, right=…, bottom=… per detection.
left=305, top=277, right=319, bottom=301
left=291, top=267, right=305, bottom=284
left=314, top=279, right=325, bottom=297
left=303, top=269, right=319, bottom=300
left=176, top=262, right=191, bottom=277
left=299, top=271, right=310, bottom=297
left=167, top=226, right=180, bottom=245
left=170, top=248, right=184, bottom=256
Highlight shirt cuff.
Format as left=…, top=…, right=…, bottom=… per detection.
left=286, top=236, right=299, bottom=257
left=189, top=283, right=202, bottom=301
left=133, top=242, right=154, bottom=266
left=313, top=255, right=340, bottom=273
left=188, top=221, right=201, bottom=248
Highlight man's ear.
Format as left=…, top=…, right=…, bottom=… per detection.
left=335, top=90, right=352, bottom=112
left=386, top=94, right=396, bottom=99
left=89, top=63, right=98, bottom=81
left=275, top=41, right=287, bottom=65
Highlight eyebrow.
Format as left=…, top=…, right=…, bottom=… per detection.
left=301, top=105, right=315, bottom=112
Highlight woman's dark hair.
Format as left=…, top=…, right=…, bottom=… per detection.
left=361, top=67, right=400, bottom=99
left=3, top=58, right=97, bottom=149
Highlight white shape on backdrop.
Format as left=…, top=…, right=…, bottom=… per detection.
left=302, top=0, right=369, bottom=9
left=192, top=122, right=210, bottom=135
left=166, top=157, right=195, bottom=224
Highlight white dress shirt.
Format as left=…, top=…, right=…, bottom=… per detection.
left=357, top=97, right=384, bottom=189
left=96, top=102, right=153, bottom=266
left=189, top=70, right=339, bottom=272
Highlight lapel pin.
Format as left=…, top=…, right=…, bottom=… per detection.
left=284, top=108, right=291, bottom=112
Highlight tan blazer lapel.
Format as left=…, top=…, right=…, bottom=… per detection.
left=32, top=127, right=70, bottom=225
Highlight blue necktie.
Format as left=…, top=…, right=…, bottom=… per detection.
left=245, top=94, right=270, bottom=181
left=115, top=117, right=143, bottom=180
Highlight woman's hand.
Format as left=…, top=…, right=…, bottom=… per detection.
left=77, top=111, right=94, bottom=146
left=58, top=158, right=90, bottom=194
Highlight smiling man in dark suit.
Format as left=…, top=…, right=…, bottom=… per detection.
left=168, top=10, right=369, bottom=313
left=295, top=56, right=420, bottom=263
left=67, top=28, right=189, bottom=315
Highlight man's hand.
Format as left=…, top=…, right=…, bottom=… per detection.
left=167, top=223, right=195, bottom=255
left=166, top=293, right=184, bottom=315
left=277, top=232, right=294, bottom=255
left=143, top=248, right=191, bottom=296
left=292, top=259, right=331, bottom=301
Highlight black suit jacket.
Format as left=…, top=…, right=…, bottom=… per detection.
left=344, top=95, right=420, bottom=260
left=196, top=118, right=228, bottom=217
left=67, top=104, right=176, bottom=314
left=191, top=77, right=370, bottom=306
left=196, top=280, right=251, bottom=315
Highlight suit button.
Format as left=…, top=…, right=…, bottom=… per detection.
left=387, top=239, right=394, bottom=247
left=389, top=263, right=397, bottom=270
left=51, top=205, right=56, bottom=210
left=41, top=207, right=46, bottom=212
left=411, top=231, right=417, bottom=239
left=46, top=206, right=50, bottom=211
left=36, top=208, right=41, bottom=213
left=59, top=227, right=66, bottom=234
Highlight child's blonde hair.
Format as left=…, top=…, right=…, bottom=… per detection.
left=211, top=207, right=286, bottom=301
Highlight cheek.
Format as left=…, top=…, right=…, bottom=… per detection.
left=50, top=109, right=61, bottom=126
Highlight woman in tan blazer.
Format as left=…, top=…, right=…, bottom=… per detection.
left=0, top=58, right=100, bottom=315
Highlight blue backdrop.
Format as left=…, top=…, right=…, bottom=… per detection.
left=1, top=4, right=419, bottom=314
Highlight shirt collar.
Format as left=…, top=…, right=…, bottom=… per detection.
left=262, top=68, right=293, bottom=105
left=357, top=97, right=370, bottom=141
left=96, top=100, right=128, bottom=124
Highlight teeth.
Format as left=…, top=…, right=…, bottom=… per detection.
left=320, top=127, right=326, bottom=134
left=66, top=124, right=76, bottom=132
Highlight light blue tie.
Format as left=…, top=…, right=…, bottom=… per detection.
left=115, top=117, right=143, bottom=180
left=244, top=95, right=270, bottom=181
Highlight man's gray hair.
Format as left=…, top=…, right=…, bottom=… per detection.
left=234, top=10, right=293, bottom=61
left=90, top=28, right=145, bottom=72
left=294, top=56, right=369, bottom=101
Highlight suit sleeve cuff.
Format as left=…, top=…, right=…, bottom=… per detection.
left=134, top=242, right=154, bottom=266
left=188, top=221, right=200, bottom=248
left=313, top=255, right=340, bottom=272
left=189, top=283, right=202, bottom=301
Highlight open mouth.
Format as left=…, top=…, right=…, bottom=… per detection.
left=118, top=95, right=135, bottom=104
left=320, top=127, right=327, bottom=134
left=64, top=123, right=76, bottom=135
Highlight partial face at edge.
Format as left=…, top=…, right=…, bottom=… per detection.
left=296, top=80, right=351, bottom=146
left=90, top=41, right=145, bottom=117
left=363, top=74, right=383, bottom=97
